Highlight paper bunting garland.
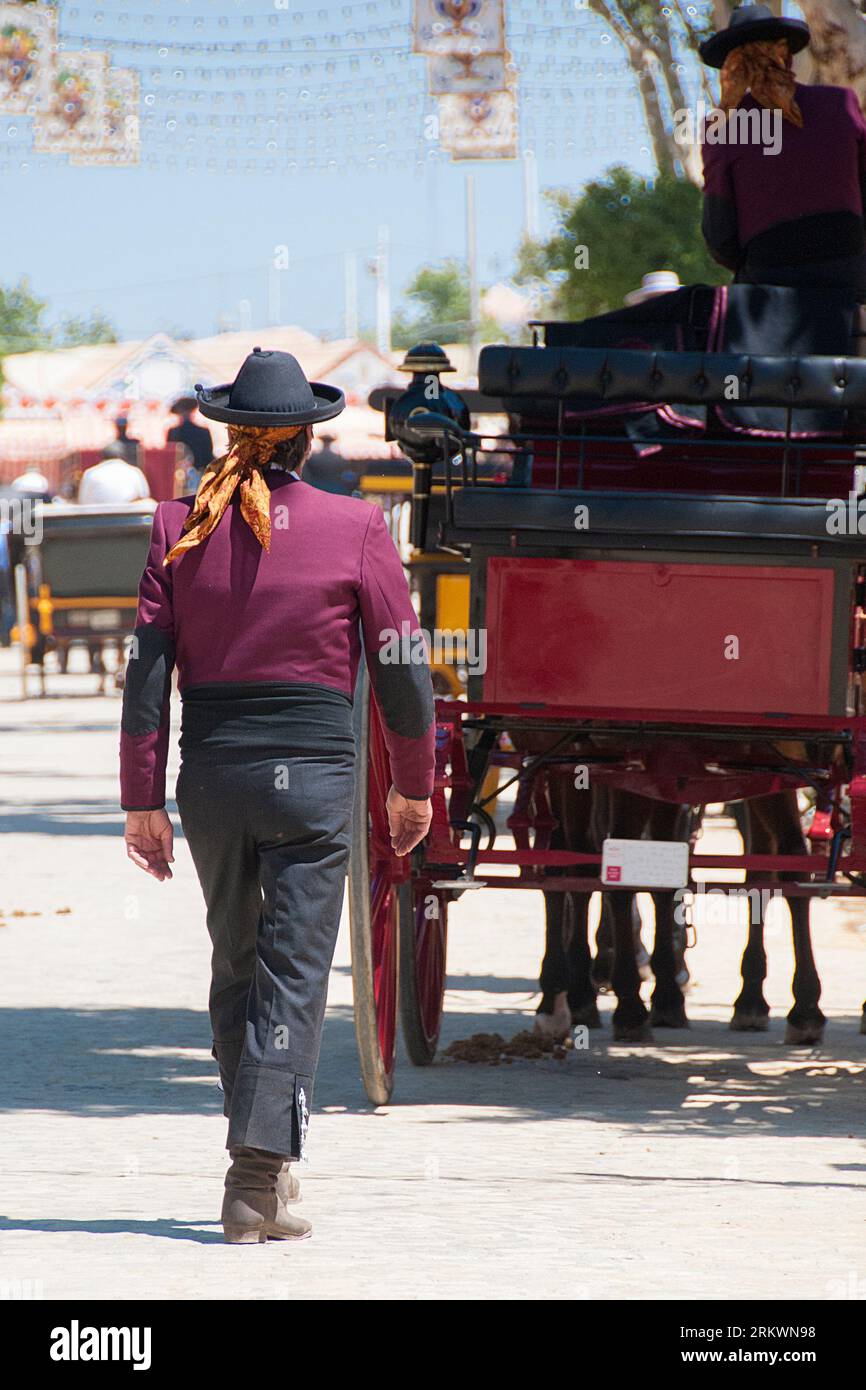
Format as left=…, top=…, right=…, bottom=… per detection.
left=33, top=49, right=108, bottom=156
left=414, top=0, right=517, bottom=162
left=70, top=67, right=140, bottom=166
left=427, top=51, right=507, bottom=96
left=0, top=0, right=55, bottom=114
left=413, top=0, right=505, bottom=58
left=2, top=0, right=139, bottom=164
left=438, top=89, right=517, bottom=159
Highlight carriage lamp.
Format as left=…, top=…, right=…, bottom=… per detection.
left=386, top=343, right=470, bottom=550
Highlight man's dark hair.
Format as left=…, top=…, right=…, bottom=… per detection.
left=270, top=427, right=313, bottom=472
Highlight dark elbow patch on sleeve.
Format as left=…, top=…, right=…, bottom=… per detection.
left=368, top=656, right=435, bottom=739
left=121, top=624, right=175, bottom=736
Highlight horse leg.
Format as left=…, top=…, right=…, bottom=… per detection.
left=731, top=919, right=771, bottom=1030
left=564, top=890, right=601, bottom=1028
left=609, top=890, right=652, bottom=1041
left=745, top=790, right=825, bottom=1043
left=593, top=894, right=647, bottom=987
left=592, top=894, right=614, bottom=991
left=647, top=802, right=691, bottom=1028
left=649, top=890, right=689, bottom=1027
left=535, top=775, right=598, bottom=1037
left=785, top=895, right=825, bottom=1044
left=603, top=790, right=653, bottom=1042
left=772, top=791, right=825, bottom=1043
left=535, top=887, right=573, bottom=1038
left=729, top=797, right=770, bottom=1030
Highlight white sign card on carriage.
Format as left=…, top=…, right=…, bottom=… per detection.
left=601, top=838, right=690, bottom=889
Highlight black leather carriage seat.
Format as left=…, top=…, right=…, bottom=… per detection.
left=453, top=346, right=866, bottom=548
left=450, top=487, right=862, bottom=548
left=478, top=345, right=866, bottom=412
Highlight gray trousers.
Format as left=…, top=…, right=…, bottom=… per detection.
left=176, top=750, right=354, bottom=1157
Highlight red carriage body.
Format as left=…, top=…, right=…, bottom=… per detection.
left=349, top=339, right=866, bottom=1101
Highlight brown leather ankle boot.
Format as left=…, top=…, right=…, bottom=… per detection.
left=222, top=1146, right=311, bottom=1243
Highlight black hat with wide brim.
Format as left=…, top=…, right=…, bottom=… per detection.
left=699, top=4, right=810, bottom=69
left=195, top=347, right=345, bottom=427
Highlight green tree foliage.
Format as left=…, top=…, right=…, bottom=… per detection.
left=0, top=278, right=117, bottom=401
left=517, top=166, right=727, bottom=320
left=0, top=277, right=49, bottom=357
left=392, top=258, right=497, bottom=348
left=392, top=259, right=470, bottom=348
left=56, top=311, right=118, bottom=347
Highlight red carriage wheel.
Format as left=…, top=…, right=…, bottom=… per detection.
left=399, top=879, right=448, bottom=1065
left=348, top=664, right=401, bottom=1104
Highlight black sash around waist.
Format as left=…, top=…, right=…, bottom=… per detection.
left=744, top=210, right=866, bottom=268
left=179, top=681, right=355, bottom=759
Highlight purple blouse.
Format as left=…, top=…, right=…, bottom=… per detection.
left=702, top=84, right=866, bottom=269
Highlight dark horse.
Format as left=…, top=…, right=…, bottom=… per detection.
left=530, top=772, right=826, bottom=1044
left=730, top=790, right=825, bottom=1044
left=532, top=775, right=692, bottom=1042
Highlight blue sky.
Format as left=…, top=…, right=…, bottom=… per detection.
left=0, top=1, right=710, bottom=342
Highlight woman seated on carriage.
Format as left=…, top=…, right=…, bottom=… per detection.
left=700, top=5, right=866, bottom=301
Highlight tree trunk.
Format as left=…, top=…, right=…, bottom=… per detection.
left=588, top=0, right=682, bottom=179
left=654, top=17, right=703, bottom=184
left=794, top=1, right=866, bottom=102
left=629, top=50, right=680, bottom=179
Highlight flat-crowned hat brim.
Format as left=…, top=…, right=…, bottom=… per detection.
left=195, top=380, right=346, bottom=426
left=699, top=17, right=810, bottom=69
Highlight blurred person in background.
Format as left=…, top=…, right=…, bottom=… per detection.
left=167, top=396, right=214, bottom=486
left=10, top=467, right=52, bottom=502
left=112, top=415, right=142, bottom=465
left=302, top=431, right=359, bottom=495
left=78, top=442, right=151, bottom=505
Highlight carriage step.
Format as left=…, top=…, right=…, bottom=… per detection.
left=431, top=876, right=485, bottom=892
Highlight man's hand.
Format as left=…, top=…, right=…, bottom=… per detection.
left=386, top=786, right=432, bottom=857
left=125, top=809, right=174, bottom=881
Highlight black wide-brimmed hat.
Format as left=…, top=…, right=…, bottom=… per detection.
left=699, top=4, right=810, bottom=69
left=195, top=347, right=345, bottom=427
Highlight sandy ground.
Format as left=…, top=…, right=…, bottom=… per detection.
left=0, top=647, right=865, bottom=1302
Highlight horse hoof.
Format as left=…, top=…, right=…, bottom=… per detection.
left=650, top=1005, right=689, bottom=1029
left=534, top=994, right=572, bottom=1042
left=569, top=1000, right=601, bottom=1029
left=729, top=1009, right=770, bottom=1032
left=613, top=1020, right=654, bottom=1043
left=591, top=955, right=613, bottom=993
left=570, top=1002, right=602, bottom=1029
left=784, top=1018, right=826, bottom=1046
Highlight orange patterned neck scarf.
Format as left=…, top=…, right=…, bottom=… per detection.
left=719, top=39, right=803, bottom=128
left=163, top=424, right=303, bottom=566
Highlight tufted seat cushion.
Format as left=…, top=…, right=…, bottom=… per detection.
left=478, top=345, right=866, bottom=411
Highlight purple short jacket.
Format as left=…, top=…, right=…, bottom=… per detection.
left=119, top=471, right=436, bottom=809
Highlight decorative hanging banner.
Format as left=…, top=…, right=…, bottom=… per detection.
left=413, top=0, right=505, bottom=58
left=438, top=88, right=517, bottom=159
left=0, top=1, right=56, bottom=114
left=33, top=49, right=108, bottom=156
left=427, top=51, right=507, bottom=95
left=71, top=66, right=140, bottom=166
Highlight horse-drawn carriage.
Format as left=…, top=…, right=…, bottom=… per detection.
left=12, top=500, right=156, bottom=696
left=349, top=305, right=866, bottom=1103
